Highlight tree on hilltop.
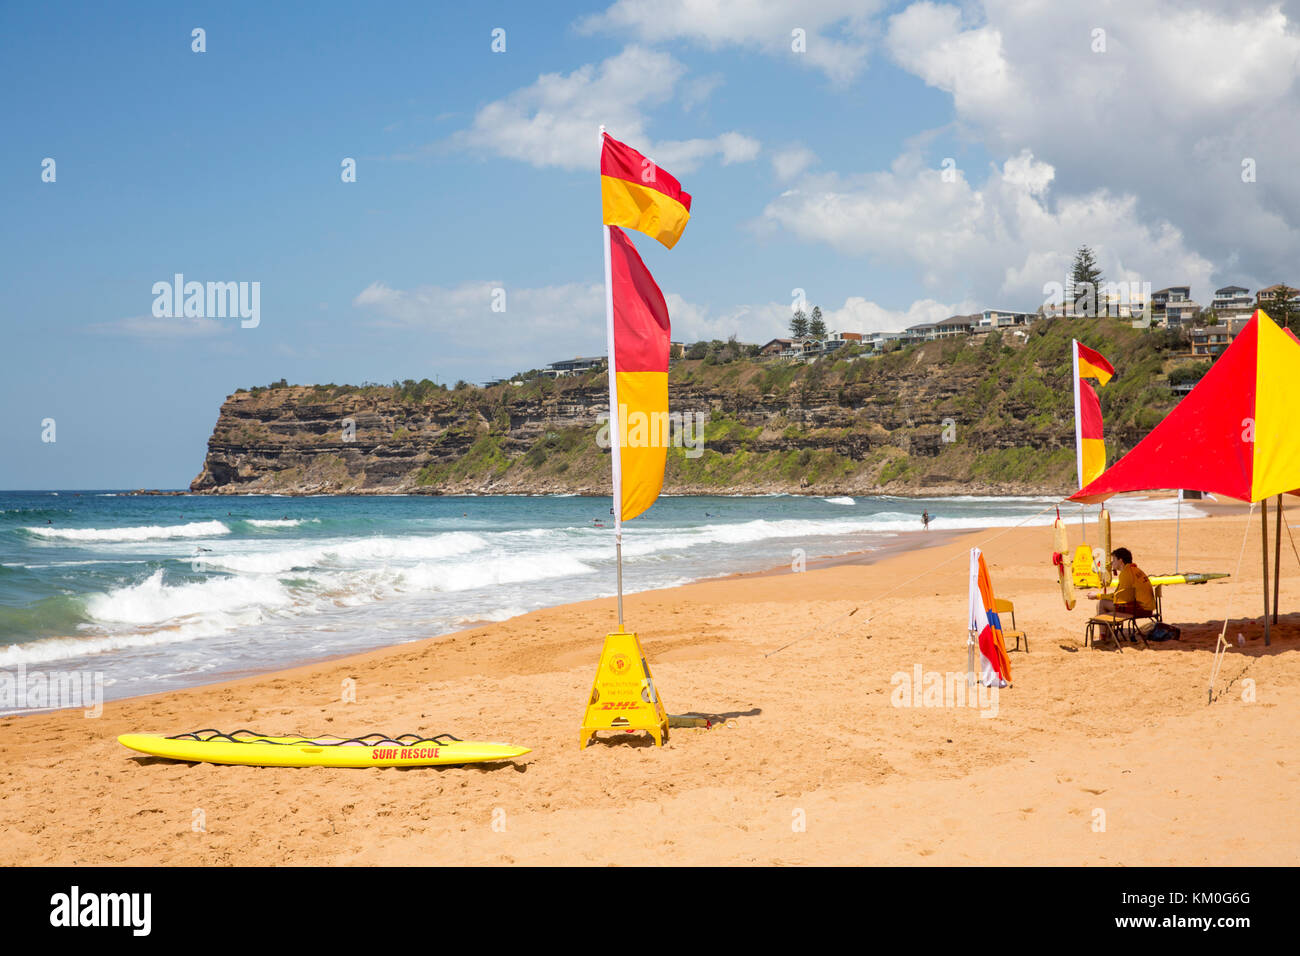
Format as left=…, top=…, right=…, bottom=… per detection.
left=808, top=306, right=827, bottom=340
left=1266, top=284, right=1298, bottom=334
left=790, top=309, right=809, bottom=338
left=1069, top=245, right=1104, bottom=317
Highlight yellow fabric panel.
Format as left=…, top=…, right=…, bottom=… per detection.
left=1077, top=358, right=1112, bottom=386
left=1251, top=315, right=1300, bottom=500
left=1080, top=438, right=1107, bottom=488
left=614, top=371, right=669, bottom=521
left=601, top=176, right=691, bottom=250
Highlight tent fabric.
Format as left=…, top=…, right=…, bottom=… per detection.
left=1071, top=311, right=1300, bottom=504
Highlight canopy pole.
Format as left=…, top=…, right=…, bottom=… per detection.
left=1261, top=499, right=1271, bottom=646
left=1175, top=490, right=1182, bottom=573
left=1273, top=494, right=1282, bottom=626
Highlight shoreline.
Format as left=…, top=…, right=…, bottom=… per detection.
left=1, top=524, right=971, bottom=718
left=2, top=510, right=1295, bottom=865
left=4, top=495, right=1231, bottom=716
left=44, top=487, right=1081, bottom=499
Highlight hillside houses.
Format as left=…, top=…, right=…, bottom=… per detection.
left=1212, top=285, right=1253, bottom=317
left=516, top=279, right=1290, bottom=385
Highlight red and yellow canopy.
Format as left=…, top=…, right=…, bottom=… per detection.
left=1073, top=310, right=1300, bottom=503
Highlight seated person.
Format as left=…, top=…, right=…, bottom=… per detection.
left=1086, top=547, right=1156, bottom=616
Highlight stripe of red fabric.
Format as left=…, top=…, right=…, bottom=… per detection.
left=609, top=226, right=671, bottom=373
left=601, top=133, right=692, bottom=211
left=1079, top=380, right=1103, bottom=439
left=978, top=626, right=1008, bottom=681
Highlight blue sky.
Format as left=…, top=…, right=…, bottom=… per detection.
left=4, top=1, right=1298, bottom=487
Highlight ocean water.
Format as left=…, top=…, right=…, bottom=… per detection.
left=0, top=490, right=1195, bottom=708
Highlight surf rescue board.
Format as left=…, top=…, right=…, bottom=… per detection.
left=118, top=731, right=530, bottom=768
left=1053, top=515, right=1076, bottom=610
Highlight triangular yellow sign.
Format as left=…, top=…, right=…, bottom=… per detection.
left=579, top=630, right=669, bottom=749
left=1072, top=544, right=1100, bottom=588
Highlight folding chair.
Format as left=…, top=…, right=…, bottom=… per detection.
left=993, top=598, right=1028, bottom=653
left=1086, top=612, right=1132, bottom=651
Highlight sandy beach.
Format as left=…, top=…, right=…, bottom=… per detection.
left=2, top=508, right=1297, bottom=866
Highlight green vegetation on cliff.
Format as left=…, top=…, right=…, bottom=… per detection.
left=199, top=317, right=1189, bottom=495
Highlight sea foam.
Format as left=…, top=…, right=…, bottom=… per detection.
left=23, top=521, right=231, bottom=543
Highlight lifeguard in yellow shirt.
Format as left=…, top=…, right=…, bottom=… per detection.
left=1086, top=547, right=1156, bottom=616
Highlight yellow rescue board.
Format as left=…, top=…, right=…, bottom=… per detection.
left=1099, top=507, right=1113, bottom=587
left=1053, top=517, right=1076, bottom=610
left=118, top=733, right=530, bottom=768
left=1148, top=572, right=1230, bottom=587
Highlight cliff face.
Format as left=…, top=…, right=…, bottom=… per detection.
left=190, top=319, right=1181, bottom=496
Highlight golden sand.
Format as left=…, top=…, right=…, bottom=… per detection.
left=2, top=509, right=1296, bottom=865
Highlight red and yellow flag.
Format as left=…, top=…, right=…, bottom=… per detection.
left=1074, top=340, right=1115, bottom=489
left=1076, top=341, right=1114, bottom=386
left=607, top=226, right=671, bottom=521
left=601, top=133, right=692, bottom=250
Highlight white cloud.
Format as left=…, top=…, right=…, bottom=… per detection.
left=667, top=292, right=972, bottom=342
left=761, top=148, right=1215, bottom=308
left=353, top=279, right=968, bottom=371
left=883, top=0, right=1300, bottom=296
left=579, top=0, right=884, bottom=84
left=354, top=280, right=603, bottom=334
left=886, top=3, right=1010, bottom=116
left=772, top=145, right=818, bottom=181
left=452, top=46, right=759, bottom=172
left=821, top=296, right=974, bottom=333
left=355, top=280, right=604, bottom=371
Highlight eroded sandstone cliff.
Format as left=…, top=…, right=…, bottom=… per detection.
left=190, top=319, right=1182, bottom=496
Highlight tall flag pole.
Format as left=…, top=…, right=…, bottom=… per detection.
left=597, top=127, right=692, bottom=629
left=1072, top=339, right=1115, bottom=491
left=1073, top=339, right=1116, bottom=584
left=598, top=127, right=624, bottom=626
left=580, top=128, right=690, bottom=749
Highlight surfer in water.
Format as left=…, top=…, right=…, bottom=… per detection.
left=921, top=510, right=931, bottom=530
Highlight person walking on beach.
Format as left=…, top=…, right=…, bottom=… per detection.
left=921, top=510, right=931, bottom=530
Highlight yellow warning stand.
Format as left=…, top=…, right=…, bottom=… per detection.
left=1072, top=544, right=1101, bottom=589
left=579, top=630, right=669, bottom=749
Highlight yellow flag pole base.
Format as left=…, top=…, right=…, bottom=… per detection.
left=578, top=631, right=669, bottom=750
